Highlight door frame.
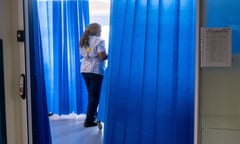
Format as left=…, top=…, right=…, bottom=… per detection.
left=24, top=0, right=33, bottom=143
left=0, top=39, right=7, bottom=144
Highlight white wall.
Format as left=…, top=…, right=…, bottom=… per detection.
left=200, top=55, right=240, bottom=144
left=199, top=0, right=240, bottom=143
left=0, top=0, right=25, bottom=143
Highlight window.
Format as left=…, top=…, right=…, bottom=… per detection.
left=89, top=0, right=110, bottom=52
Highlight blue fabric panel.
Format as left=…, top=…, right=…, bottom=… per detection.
left=31, top=0, right=52, bottom=143
left=104, top=0, right=195, bottom=144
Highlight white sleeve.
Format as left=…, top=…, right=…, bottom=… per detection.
left=97, top=40, right=106, bottom=52
left=80, top=47, right=88, bottom=57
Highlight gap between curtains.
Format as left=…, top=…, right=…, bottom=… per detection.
left=37, top=0, right=90, bottom=115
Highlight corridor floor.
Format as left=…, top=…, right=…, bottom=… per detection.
left=49, top=114, right=103, bottom=144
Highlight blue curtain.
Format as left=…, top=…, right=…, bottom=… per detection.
left=37, top=0, right=89, bottom=114
left=29, top=0, right=52, bottom=143
left=104, top=0, right=196, bottom=144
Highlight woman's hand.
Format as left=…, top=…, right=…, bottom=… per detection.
left=98, top=51, right=108, bottom=61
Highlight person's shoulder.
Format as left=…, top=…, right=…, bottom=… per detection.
left=91, top=36, right=104, bottom=41
left=91, top=36, right=104, bottom=46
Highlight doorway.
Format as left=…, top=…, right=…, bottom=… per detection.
left=25, top=0, right=110, bottom=143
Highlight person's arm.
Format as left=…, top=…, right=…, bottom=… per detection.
left=98, top=51, right=108, bottom=61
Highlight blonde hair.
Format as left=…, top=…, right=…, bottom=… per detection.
left=80, top=23, right=101, bottom=48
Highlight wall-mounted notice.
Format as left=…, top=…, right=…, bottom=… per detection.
left=200, top=28, right=232, bottom=67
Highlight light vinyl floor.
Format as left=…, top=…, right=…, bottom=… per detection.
left=49, top=114, right=103, bottom=144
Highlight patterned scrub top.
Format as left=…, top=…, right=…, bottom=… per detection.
left=80, top=36, right=107, bottom=75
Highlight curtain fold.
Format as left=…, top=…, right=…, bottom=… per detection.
left=37, top=0, right=89, bottom=115
left=104, top=0, right=196, bottom=144
left=29, top=0, right=52, bottom=143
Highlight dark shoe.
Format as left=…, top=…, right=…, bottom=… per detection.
left=48, top=112, right=53, bottom=116
left=84, top=121, right=98, bottom=127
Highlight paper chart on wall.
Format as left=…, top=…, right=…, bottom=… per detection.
left=200, top=28, right=232, bottom=67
